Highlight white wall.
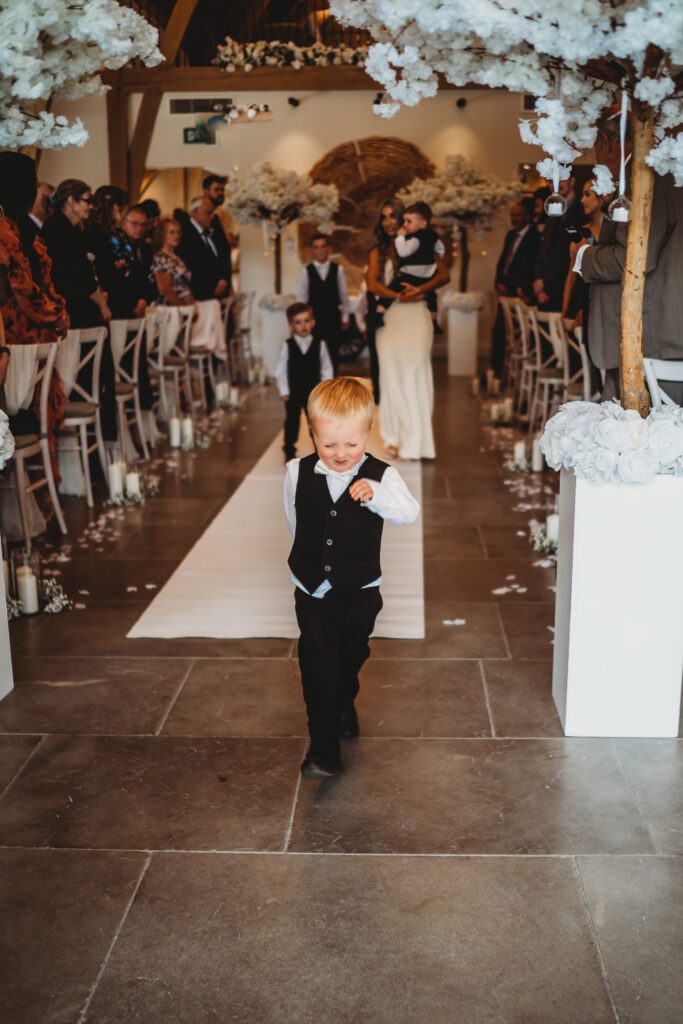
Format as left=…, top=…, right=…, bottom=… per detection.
left=41, top=88, right=547, bottom=354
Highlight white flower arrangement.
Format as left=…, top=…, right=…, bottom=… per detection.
left=0, top=411, right=15, bottom=470
left=401, top=157, right=519, bottom=238
left=225, top=163, right=339, bottom=233
left=331, top=0, right=683, bottom=187
left=540, top=401, right=683, bottom=486
left=215, top=37, right=367, bottom=73
left=258, top=293, right=298, bottom=312
left=0, top=0, right=161, bottom=149
left=40, top=578, right=73, bottom=614
left=442, top=290, right=485, bottom=313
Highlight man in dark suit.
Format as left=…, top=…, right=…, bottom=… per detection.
left=177, top=197, right=231, bottom=302
left=202, top=174, right=233, bottom=295
left=532, top=175, right=585, bottom=311
left=490, top=200, right=541, bottom=377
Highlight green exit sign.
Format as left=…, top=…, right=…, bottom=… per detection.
left=183, top=124, right=215, bottom=145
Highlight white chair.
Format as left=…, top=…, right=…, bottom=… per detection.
left=500, top=297, right=522, bottom=391
left=60, top=327, right=108, bottom=507
left=231, top=290, right=255, bottom=384
left=7, top=342, right=66, bottom=549
left=563, top=321, right=599, bottom=402
left=644, top=357, right=683, bottom=407
left=220, top=294, right=237, bottom=386
left=527, top=309, right=565, bottom=432
left=146, top=309, right=172, bottom=418
left=157, top=305, right=194, bottom=416
left=513, top=300, right=533, bottom=416
left=111, top=319, right=150, bottom=461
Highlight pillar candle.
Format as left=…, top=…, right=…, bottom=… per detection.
left=547, top=201, right=564, bottom=216
left=486, top=369, right=495, bottom=391
left=545, top=513, right=560, bottom=543
left=503, top=397, right=514, bottom=420
left=247, top=366, right=256, bottom=384
left=169, top=417, right=181, bottom=448
left=181, top=417, right=194, bottom=446
left=17, top=569, right=39, bottom=614
left=108, top=460, right=124, bottom=500
left=612, top=207, right=629, bottom=223
left=229, top=386, right=239, bottom=407
left=531, top=438, right=544, bottom=472
left=513, top=440, right=526, bottom=464
left=470, top=377, right=480, bottom=397
left=490, top=403, right=500, bottom=423
left=215, top=381, right=227, bottom=403
left=125, top=471, right=141, bottom=498
left=491, top=378, right=501, bottom=396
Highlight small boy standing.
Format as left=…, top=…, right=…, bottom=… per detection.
left=297, top=233, right=350, bottom=372
left=375, top=201, right=445, bottom=333
left=276, top=302, right=334, bottom=462
left=283, top=377, right=420, bottom=777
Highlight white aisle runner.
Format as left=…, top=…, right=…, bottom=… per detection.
left=128, top=418, right=424, bottom=640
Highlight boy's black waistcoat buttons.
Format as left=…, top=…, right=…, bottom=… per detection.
left=289, top=452, right=388, bottom=595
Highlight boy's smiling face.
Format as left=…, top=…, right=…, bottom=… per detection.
left=310, top=415, right=370, bottom=473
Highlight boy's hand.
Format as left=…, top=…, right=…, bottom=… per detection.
left=349, top=479, right=374, bottom=502
left=397, top=225, right=408, bottom=235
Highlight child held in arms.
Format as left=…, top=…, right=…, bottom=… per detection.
left=375, top=201, right=445, bottom=334
left=297, top=232, right=350, bottom=373
left=284, top=376, right=420, bottom=778
left=276, top=302, right=334, bottom=462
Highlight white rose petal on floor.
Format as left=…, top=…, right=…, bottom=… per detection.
left=127, top=415, right=424, bottom=640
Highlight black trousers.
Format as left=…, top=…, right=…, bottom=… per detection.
left=283, top=397, right=310, bottom=458
left=295, top=586, right=383, bottom=763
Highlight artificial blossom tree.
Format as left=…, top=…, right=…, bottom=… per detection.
left=331, top=0, right=683, bottom=416
left=0, top=0, right=161, bottom=150
left=399, top=155, right=519, bottom=292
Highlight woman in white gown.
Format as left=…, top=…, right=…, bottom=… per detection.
left=366, top=198, right=450, bottom=460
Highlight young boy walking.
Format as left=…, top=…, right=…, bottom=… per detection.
left=276, top=302, right=334, bottom=462
left=375, top=201, right=445, bottom=333
left=283, top=377, right=420, bottom=777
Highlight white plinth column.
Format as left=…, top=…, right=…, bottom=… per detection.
left=259, top=306, right=288, bottom=377
left=553, top=469, right=683, bottom=737
left=447, top=309, right=478, bottom=377
left=0, top=563, right=14, bottom=702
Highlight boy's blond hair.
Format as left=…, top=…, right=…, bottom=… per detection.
left=307, top=377, right=374, bottom=428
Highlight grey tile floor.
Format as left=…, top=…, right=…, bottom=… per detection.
left=1, top=370, right=681, bottom=1023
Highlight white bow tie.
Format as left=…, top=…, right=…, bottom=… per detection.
left=314, top=459, right=358, bottom=486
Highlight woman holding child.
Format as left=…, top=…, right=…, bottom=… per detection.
left=366, top=197, right=449, bottom=461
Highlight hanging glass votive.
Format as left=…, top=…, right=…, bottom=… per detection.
left=608, top=195, right=631, bottom=223
left=544, top=193, right=567, bottom=218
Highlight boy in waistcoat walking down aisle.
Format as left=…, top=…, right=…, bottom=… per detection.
left=283, top=377, right=420, bottom=778
left=297, top=233, right=350, bottom=373
left=276, top=302, right=334, bottom=462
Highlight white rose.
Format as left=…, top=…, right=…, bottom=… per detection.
left=593, top=411, right=648, bottom=452
left=647, top=416, right=683, bottom=465
left=617, top=449, right=659, bottom=485
left=573, top=445, right=619, bottom=484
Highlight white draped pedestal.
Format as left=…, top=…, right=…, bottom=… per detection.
left=0, top=564, right=14, bottom=700
left=447, top=309, right=478, bottom=377
left=553, top=469, right=683, bottom=737
left=260, top=307, right=288, bottom=376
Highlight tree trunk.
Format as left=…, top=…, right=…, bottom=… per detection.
left=458, top=226, right=470, bottom=293
left=274, top=231, right=282, bottom=295
left=620, top=106, right=654, bottom=416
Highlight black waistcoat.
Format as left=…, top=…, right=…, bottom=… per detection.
left=307, top=262, right=341, bottom=333
left=289, top=452, right=389, bottom=594
left=399, top=227, right=439, bottom=268
left=286, top=336, right=321, bottom=402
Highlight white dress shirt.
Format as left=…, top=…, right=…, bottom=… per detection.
left=191, top=217, right=218, bottom=257
left=394, top=235, right=445, bottom=277
left=297, top=260, right=351, bottom=320
left=275, top=334, right=334, bottom=397
left=283, top=453, right=420, bottom=598
left=29, top=213, right=44, bottom=230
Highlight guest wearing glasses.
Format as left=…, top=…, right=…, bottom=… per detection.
left=43, top=179, right=111, bottom=328
left=98, top=203, right=154, bottom=320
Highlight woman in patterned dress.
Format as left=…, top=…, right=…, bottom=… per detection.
left=150, top=219, right=195, bottom=305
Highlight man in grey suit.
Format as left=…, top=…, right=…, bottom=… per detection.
left=571, top=108, right=683, bottom=403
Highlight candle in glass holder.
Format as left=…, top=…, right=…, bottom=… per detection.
left=513, top=440, right=526, bottom=464
left=169, top=417, right=181, bottom=448
left=229, top=386, right=239, bottom=408
left=247, top=366, right=256, bottom=384
left=16, top=566, right=39, bottom=614
left=125, top=470, right=141, bottom=498
left=215, top=381, right=228, bottom=403
left=181, top=417, right=194, bottom=446
left=486, top=369, right=495, bottom=392
left=545, top=513, right=560, bottom=543
left=547, top=201, right=564, bottom=217
left=470, top=377, right=480, bottom=397
left=531, top=437, right=544, bottom=472
left=108, top=460, right=124, bottom=500
left=491, top=378, right=501, bottom=396
left=503, top=397, right=514, bottom=420
left=490, top=403, right=500, bottom=423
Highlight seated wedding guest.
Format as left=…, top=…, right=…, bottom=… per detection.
left=490, top=199, right=540, bottom=377
left=176, top=197, right=230, bottom=302
left=0, top=153, right=69, bottom=477
left=99, top=203, right=153, bottom=319
left=84, top=185, right=128, bottom=310
left=276, top=302, right=334, bottom=462
left=139, top=198, right=161, bottom=243
left=28, top=181, right=54, bottom=236
left=297, top=233, right=350, bottom=372
left=571, top=104, right=683, bottom=403
left=150, top=219, right=195, bottom=305
left=532, top=173, right=584, bottom=311
left=43, top=179, right=111, bottom=327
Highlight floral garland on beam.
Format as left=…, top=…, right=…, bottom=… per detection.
left=214, top=37, right=367, bottom=73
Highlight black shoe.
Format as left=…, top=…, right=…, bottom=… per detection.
left=374, top=313, right=385, bottom=330
left=433, top=322, right=444, bottom=335
left=338, top=707, right=360, bottom=739
left=301, top=755, right=343, bottom=778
